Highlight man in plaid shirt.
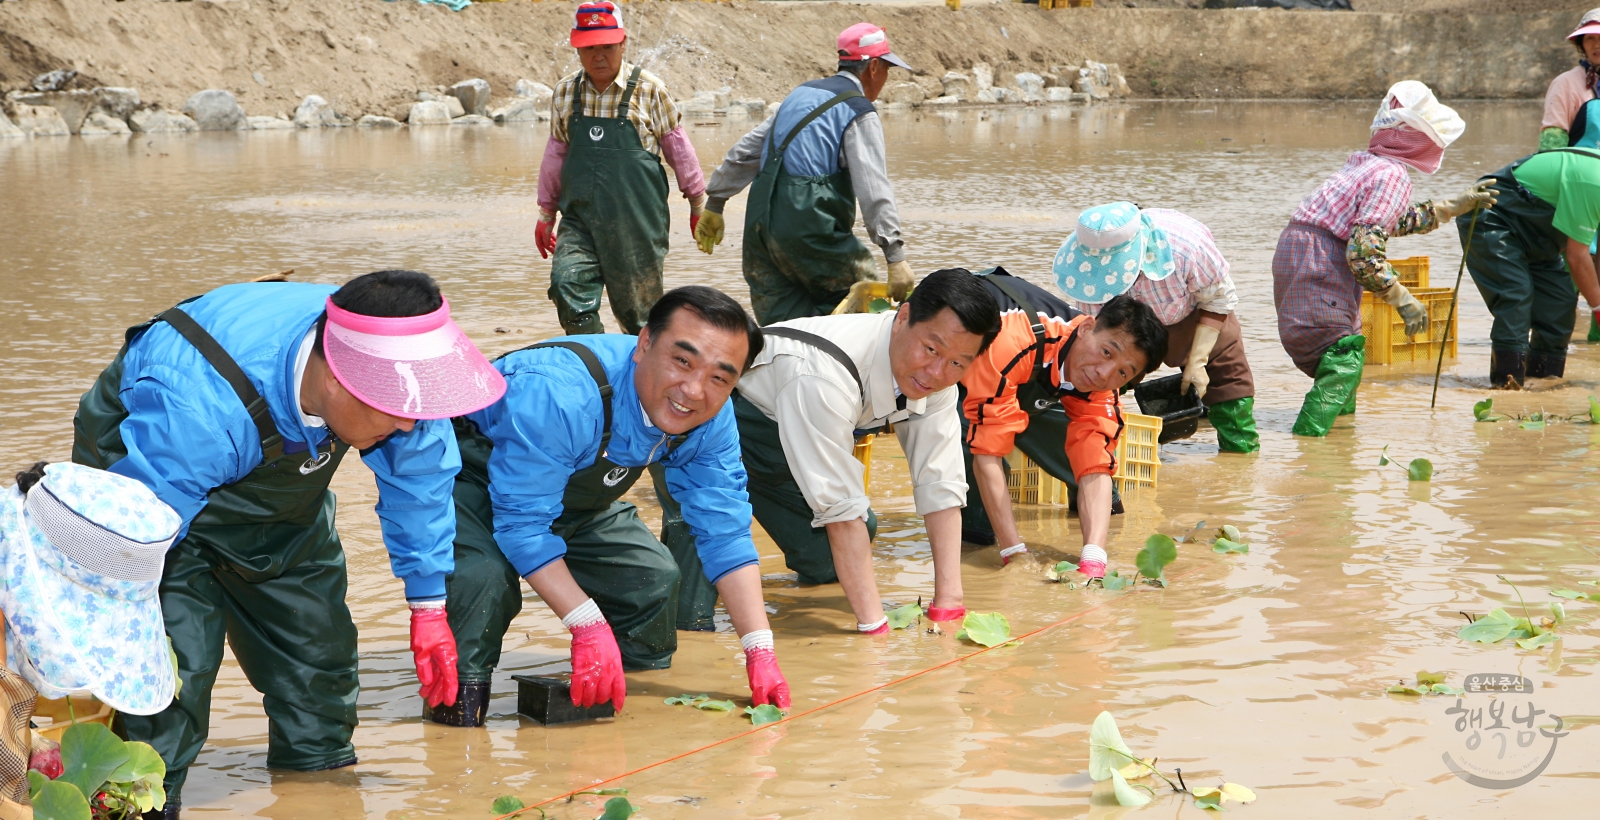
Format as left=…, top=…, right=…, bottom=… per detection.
left=1056, top=202, right=1259, bottom=453
left=535, top=0, right=707, bottom=336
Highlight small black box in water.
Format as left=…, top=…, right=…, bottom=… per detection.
left=1132, top=373, right=1207, bottom=443
left=514, top=675, right=615, bottom=725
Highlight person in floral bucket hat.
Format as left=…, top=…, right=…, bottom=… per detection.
left=0, top=462, right=180, bottom=716
left=1055, top=202, right=1260, bottom=453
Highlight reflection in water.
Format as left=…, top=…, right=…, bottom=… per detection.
left=3, top=101, right=1598, bottom=816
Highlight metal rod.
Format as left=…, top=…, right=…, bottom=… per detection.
left=1432, top=207, right=1481, bottom=409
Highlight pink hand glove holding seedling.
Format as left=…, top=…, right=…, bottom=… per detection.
left=409, top=605, right=460, bottom=709
left=741, top=629, right=791, bottom=709
left=565, top=598, right=626, bottom=710
left=1076, top=544, right=1109, bottom=580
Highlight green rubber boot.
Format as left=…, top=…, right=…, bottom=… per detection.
left=1292, top=335, right=1365, bottom=438
left=1338, top=381, right=1357, bottom=416
left=1588, top=310, right=1599, bottom=343
left=1207, top=396, right=1260, bottom=453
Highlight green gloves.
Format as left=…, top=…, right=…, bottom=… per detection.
left=1433, top=180, right=1498, bottom=223
left=1381, top=282, right=1429, bottom=336
left=695, top=210, right=725, bottom=255
left=887, top=260, right=916, bottom=302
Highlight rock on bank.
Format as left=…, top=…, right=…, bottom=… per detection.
left=0, top=0, right=1577, bottom=115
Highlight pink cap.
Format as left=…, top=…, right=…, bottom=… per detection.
left=837, top=23, right=911, bottom=71
left=322, top=297, right=506, bottom=420
left=1570, top=9, right=1600, bottom=40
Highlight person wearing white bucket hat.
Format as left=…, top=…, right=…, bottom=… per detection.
left=69, top=270, right=505, bottom=817
left=1272, top=81, right=1495, bottom=435
left=1539, top=8, right=1600, bottom=153
left=1055, top=202, right=1259, bottom=454
left=1, top=462, right=179, bottom=717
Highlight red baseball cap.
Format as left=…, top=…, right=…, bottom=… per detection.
left=837, top=22, right=911, bottom=71
left=571, top=1, right=626, bottom=49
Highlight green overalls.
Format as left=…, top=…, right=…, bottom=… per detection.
left=548, top=66, right=671, bottom=336
left=958, top=275, right=1121, bottom=543
left=742, top=90, right=879, bottom=325
left=444, top=342, right=685, bottom=719
left=1461, top=151, right=1584, bottom=384
left=73, top=306, right=359, bottom=804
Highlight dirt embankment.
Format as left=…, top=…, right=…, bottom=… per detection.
left=0, top=0, right=1584, bottom=120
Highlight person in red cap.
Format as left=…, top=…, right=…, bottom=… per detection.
left=536, top=0, right=708, bottom=336
left=694, top=22, right=916, bottom=324
left=70, top=270, right=504, bottom=817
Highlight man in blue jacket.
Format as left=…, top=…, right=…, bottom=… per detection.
left=72, top=270, right=505, bottom=816
left=694, top=22, right=916, bottom=323
left=435, top=286, right=790, bottom=724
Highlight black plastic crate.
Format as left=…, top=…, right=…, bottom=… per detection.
left=514, top=675, right=616, bottom=725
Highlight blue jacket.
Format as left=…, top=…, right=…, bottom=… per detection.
left=763, top=73, right=875, bottom=178
left=110, top=282, right=460, bottom=600
left=462, top=335, right=758, bottom=582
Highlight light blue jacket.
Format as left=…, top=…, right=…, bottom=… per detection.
left=108, top=282, right=459, bottom=600
left=462, top=335, right=757, bottom=581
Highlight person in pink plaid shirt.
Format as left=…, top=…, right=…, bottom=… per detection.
left=1271, top=81, right=1494, bottom=437
left=1055, top=202, right=1259, bottom=453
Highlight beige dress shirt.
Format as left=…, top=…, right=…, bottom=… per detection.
left=735, top=311, right=967, bottom=528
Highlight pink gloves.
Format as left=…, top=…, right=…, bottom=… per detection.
left=742, top=630, right=791, bottom=708
left=1077, top=544, right=1109, bottom=580
left=535, top=212, right=557, bottom=259
left=566, top=599, right=626, bottom=710
left=409, top=606, right=460, bottom=709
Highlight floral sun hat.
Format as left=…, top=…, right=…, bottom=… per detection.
left=0, top=463, right=180, bottom=715
left=1053, top=201, right=1176, bottom=305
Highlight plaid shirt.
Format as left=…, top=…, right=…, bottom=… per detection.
left=550, top=61, right=681, bottom=155
left=1290, top=151, right=1414, bottom=240
left=1076, top=209, right=1237, bottom=326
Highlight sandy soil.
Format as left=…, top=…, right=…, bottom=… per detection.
left=0, top=0, right=1584, bottom=122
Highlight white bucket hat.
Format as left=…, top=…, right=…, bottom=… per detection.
left=0, top=463, right=180, bottom=715
left=1371, top=80, right=1464, bottom=149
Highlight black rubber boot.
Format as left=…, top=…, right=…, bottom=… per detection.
left=142, top=807, right=179, bottom=820
left=1527, top=351, right=1566, bottom=379
left=1489, top=349, right=1528, bottom=389
left=423, top=681, right=491, bottom=727
left=961, top=527, right=996, bottom=547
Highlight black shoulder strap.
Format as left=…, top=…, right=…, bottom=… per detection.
left=776, top=90, right=864, bottom=156
left=979, top=271, right=1051, bottom=379
left=617, top=65, right=642, bottom=119
left=155, top=307, right=285, bottom=462
left=761, top=326, right=863, bottom=395
left=525, top=341, right=615, bottom=452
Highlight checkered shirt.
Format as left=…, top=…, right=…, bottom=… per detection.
left=1077, top=209, right=1237, bottom=326
left=1290, top=151, right=1415, bottom=240
left=551, top=61, right=681, bottom=155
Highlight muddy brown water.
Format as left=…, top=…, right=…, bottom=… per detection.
left=2, top=101, right=1597, bottom=817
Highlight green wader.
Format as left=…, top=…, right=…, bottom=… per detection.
left=1291, top=334, right=1366, bottom=437
left=955, top=274, right=1120, bottom=543
left=742, top=90, right=879, bottom=325
left=1461, top=155, right=1577, bottom=384
left=548, top=66, right=671, bottom=336
left=445, top=342, right=684, bottom=706
left=74, top=306, right=358, bottom=805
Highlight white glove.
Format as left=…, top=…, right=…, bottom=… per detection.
left=1433, top=180, right=1498, bottom=223
left=1381, top=282, right=1428, bottom=337
left=887, top=260, right=915, bottom=302
left=1181, top=324, right=1220, bottom=400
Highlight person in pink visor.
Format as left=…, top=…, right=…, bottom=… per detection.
left=536, top=0, right=708, bottom=336
left=71, top=270, right=504, bottom=817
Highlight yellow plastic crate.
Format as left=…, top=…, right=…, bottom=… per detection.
left=33, top=695, right=115, bottom=742
left=1391, top=256, right=1429, bottom=289
left=853, top=434, right=874, bottom=495
left=1359, top=286, right=1458, bottom=366
left=1113, top=412, right=1162, bottom=493
left=1005, top=451, right=1070, bottom=506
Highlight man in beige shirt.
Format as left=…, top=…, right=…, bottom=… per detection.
left=693, top=269, right=999, bottom=634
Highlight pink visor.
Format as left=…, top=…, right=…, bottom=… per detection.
left=322, top=298, right=506, bottom=420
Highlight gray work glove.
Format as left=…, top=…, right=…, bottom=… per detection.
left=1381, top=282, right=1429, bottom=336
left=1433, top=180, right=1498, bottom=223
